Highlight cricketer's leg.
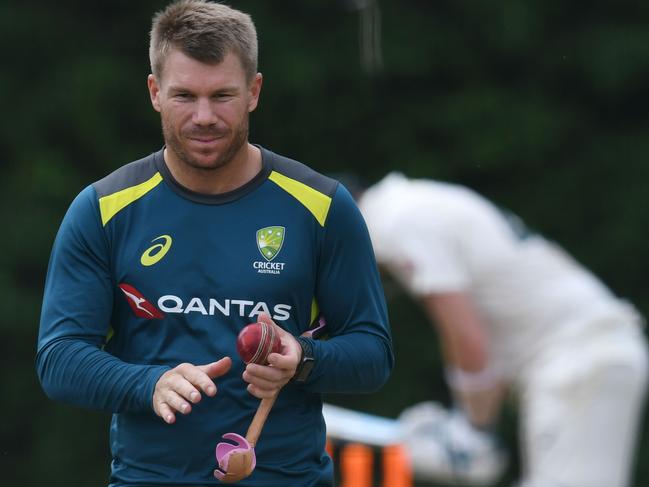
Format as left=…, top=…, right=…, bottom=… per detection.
left=518, top=324, right=648, bottom=487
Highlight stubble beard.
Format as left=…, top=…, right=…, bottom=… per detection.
left=161, top=114, right=249, bottom=173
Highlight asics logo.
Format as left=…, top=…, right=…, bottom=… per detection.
left=141, top=235, right=172, bottom=266
left=119, top=284, right=164, bottom=319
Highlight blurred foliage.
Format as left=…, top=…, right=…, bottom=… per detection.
left=2, top=0, right=649, bottom=485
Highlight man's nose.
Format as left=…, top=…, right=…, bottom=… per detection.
left=193, top=98, right=217, bottom=125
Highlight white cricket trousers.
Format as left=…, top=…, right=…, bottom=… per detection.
left=517, top=320, right=648, bottom=487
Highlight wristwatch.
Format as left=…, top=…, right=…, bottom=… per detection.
left=293, top=336, right=315, bottom=383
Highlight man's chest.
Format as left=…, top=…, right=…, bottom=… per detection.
left=106, top=194, right=320, bottom=325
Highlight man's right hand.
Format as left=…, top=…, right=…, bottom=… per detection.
left=153, top=357, right=232, bottom=424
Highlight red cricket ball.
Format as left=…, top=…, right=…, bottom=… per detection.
left=236, top=322, right=282, bottom=365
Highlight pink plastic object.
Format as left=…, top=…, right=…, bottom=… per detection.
left=214, top=433, right=256, bottom=481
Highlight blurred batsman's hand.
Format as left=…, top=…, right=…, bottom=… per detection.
left=398, top=401, right=508, bottom=486
left=153, top=357, right=232, bottom=424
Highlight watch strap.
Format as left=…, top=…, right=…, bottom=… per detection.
left=293, top=337, right=315, bottom=383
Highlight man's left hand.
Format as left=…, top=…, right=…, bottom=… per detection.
left=241, top=313, right=301, bottom=398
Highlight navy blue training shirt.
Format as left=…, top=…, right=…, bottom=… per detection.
left=37, top=147, right=393, bottom=486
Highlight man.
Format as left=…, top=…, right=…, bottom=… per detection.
left=357, top=172, right=648, bottom=487
left=36, top=1, right=393, bottom=485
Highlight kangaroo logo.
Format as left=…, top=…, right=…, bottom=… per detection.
left=118, top=283, right=164, bottom=319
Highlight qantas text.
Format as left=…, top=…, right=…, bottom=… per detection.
left=158, top=295, right=291, bottom=321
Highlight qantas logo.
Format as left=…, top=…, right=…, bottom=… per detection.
left=119, top=284, right=164, bottom=319
left=119, top=284, right=292, bottom=322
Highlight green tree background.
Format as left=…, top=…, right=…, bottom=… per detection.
left=2, top=1, right=648, bottom=485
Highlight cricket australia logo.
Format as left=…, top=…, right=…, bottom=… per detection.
left=253, top=226, right=286, bottom=274
left=257, top=226, right=285, bottom=260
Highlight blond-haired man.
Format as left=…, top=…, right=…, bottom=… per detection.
left=37, top=2, right=393, bottom=485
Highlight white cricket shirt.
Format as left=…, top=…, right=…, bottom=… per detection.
left=360, top=173, right=640, bottom=375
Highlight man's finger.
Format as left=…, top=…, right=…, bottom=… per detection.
left=244, top=362, right=281, bottom=379
left=256, top=312, right=274, bottom=326
left=266, top=351, right=294, bottom=368
left=156, top=402, right=176, bottom=424
left=243, top=367, right=278, bottom=390
left=176, top=366, right=216, bottom=397
left=165, top=390, right=192, bottom=415
left=172, top=377, right=203, bottom=404
left=257, top=314, right=288, bottom=341
left=247, top=383, right=277, bottom=399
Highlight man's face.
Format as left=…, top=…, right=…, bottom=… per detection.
left=148, top=49, right=262, bottom=171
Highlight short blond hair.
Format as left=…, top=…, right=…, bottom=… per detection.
left=149, top=0, right=258, bottom=81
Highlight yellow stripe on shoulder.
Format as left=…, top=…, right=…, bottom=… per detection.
left=269, top=171, right=332, bottom=226
left=98, top=172, right=163, bottom=226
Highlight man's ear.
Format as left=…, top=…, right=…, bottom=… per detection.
left=147, top=74, right=162, bottom=112
left=247, top=73, right=263, bottom=112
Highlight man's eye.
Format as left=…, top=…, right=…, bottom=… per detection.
left=174, top=93, right=192, bottom=100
